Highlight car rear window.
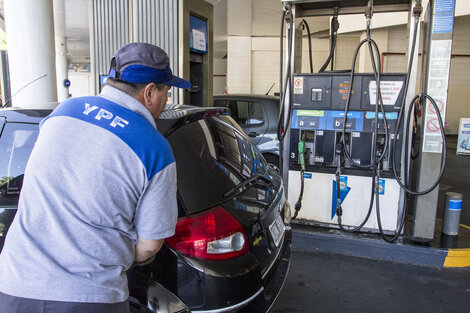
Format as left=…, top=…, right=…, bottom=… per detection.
left=167, top=115, right=267, bottom=214
left=214, top=100, right=264, bottom=125
left=0, top=123, right=39, bottom=207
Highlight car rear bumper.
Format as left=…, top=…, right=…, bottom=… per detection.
left=245, top=226, right=292, bottom=313
left=191, top=226, right=292, bottom=313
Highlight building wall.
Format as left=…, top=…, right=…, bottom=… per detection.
left=90, top=0, right=178, bottom=102
left=68, top=71, right=93, bottom=98
left=447, top=15, right=470, bottom=134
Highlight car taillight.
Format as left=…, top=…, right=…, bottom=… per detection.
left=166, top=206, right=249, bottom=260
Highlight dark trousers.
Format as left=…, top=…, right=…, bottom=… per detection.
left=0, top=292, right=130, bottom=313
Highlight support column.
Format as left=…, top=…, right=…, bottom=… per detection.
left=54, top=0, right=69, bottom=102
left=412, top=0, right=456, bottom=241
left=4, top=0, right=57, bottom=108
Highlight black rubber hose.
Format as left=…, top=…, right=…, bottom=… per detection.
left=376, top=14, right=445, bottom=243
left=292, top=169, right=304, bottom=220
left=392, top=93, right=447, bottom=195
left=367, top=33, right=388, bottom=167
left=337, top=38, right=383, bottom=231
left=379, top=17, right=419, bottom=243
left=341, top=37, right=388, bottom=169
left=319, top=17, right=337, bottom=72
left=280, top=10, right=286, bottom=101
left=302, top=19, right=314, bottom=73
left=337, top=20, right=388, bottom=232
left=338, top=170, right=376, bottom=232
left=277, top=9, right=294, bottom=142
left=389, top=15, right=447, bottom=196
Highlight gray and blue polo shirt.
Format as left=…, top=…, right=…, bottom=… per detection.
left=0, top=86, right=177, bottom=303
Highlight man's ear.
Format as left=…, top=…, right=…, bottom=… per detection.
left=142, top=83, right=156, bottom=108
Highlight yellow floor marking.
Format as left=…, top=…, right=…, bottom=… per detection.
left=444, top=249, right=470, bottom=268
left=460, top=224, right=470, bottom=230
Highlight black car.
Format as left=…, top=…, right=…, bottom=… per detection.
left=213, top=94, right=280, bottom=171
left=0, top=105, right=291, bottom=313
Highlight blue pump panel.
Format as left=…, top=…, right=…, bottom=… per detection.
left=292, top=110, right=364, bottom=132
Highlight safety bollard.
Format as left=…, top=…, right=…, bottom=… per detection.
left=440, top=192, right=463, bottom=249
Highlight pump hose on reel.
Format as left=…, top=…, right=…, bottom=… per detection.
left=319, top=13, right=339, bottom=73
left=278, top=5, right=307, bottom=220
left=336, top=3, right=388, bottom=232
left=378, top=92, right=446, bottom=242
left=337, top=1, right=447, bottom=242
left=293, top=135, right=306, bottom=220
left=277, top=5, right=294, bottom=143
left=291, top=11, right=339, bottom=219
left=378, top=1, right=446, bottom=242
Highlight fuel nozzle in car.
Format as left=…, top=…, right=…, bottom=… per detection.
left=292, top=135, right=306, bottom=220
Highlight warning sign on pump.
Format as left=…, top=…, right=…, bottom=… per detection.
left=294, top=77, right=304, bottom=94
left=369, top=81, right=403, bottom=105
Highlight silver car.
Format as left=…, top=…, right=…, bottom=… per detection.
left=214, top=94, right=280, bottom=170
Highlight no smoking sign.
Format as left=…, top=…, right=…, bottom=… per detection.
left=294, top=77, right=304, bottom=94
left=428, top=99, right=444, bottom=114
left=426, top=118, right=441, bottom=133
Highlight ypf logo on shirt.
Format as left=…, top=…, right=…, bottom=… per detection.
left=83, top=103, right=129, bottom=128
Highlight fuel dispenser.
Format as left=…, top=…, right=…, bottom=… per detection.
left=288, top=73, right=407, bottom=232
left=279, top=0, right=448, bottom=243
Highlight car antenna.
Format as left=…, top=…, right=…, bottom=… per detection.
left=1, top=74, right=48, bottom=108
left=265, top=82, right=275, bottom=95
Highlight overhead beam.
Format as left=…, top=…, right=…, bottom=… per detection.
left=295, top=4, right=410, bottom=17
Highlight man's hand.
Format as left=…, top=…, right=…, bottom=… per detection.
left=135, top=237, right=164, bottom=263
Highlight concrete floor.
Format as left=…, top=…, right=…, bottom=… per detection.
left=270, top=250, right=470, bottom=313
left=269, top=136, right=470, bottom=312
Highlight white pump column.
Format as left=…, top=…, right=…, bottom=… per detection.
left=54, top=0, right=69, bottom=102
left=4, top=0, right=58, bottom=108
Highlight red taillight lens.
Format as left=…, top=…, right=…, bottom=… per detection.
left=166, top=206, right=249, bottom=260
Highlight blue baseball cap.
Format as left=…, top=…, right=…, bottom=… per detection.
left=109, top=42, right=191, bottom=89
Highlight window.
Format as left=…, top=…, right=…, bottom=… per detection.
left=214, top=100, right=264, bottom=126
left=248, top=101, right=263, bottom=125
left=167, top=116, right=267, bottom=214
left=0, top=123, right=39, bottom=206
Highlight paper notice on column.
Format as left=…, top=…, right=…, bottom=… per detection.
left=192, top=29, right=206, bottom=51
left=423, top=40, right=452, bottom=153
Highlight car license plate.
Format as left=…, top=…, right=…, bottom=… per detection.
left=269, top=214, right=285, bottom=247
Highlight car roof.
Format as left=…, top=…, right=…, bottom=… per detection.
left=0, top=105, right=231, bottom=137
left=0, top=108, right=52, bottom=124
left=157, top=104, right=230, bottom=135
left=213, top=94, right=279, bottom=101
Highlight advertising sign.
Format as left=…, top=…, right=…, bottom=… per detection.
left=456, top=118, right=470, bottom=155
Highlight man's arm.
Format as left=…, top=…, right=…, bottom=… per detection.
left=134, top=162, right=177, bottom=263
left=135, top=237, right=165, bottom=263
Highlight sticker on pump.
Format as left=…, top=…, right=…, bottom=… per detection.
left=294, top=77, right=304, bottom=94
left=369, top=81, right=404, bottom=106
